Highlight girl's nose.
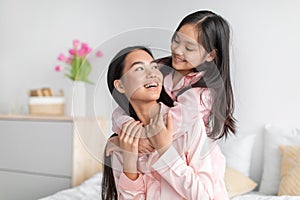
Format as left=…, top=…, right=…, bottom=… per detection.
left=172, top=44, right=184, bottom=56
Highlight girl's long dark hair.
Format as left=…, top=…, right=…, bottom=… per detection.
left=158, top=10, right=236, bottom=140
left=102, top=46, right=174, bottom=200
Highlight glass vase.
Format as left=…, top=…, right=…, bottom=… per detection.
left=72, top=81, right=86, bottom=117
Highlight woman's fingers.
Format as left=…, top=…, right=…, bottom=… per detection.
left=121, top=120, right=139, bottom=141
left=120, top=119, right=135, bottom=140
left=166, top=112, right=173, bottom=132
left=146, top=113, right=165, bottom=137
left=127, top=122, right=141, bottom=143
left=138, top=138, right=155, bottom=153
left=119, top=113, right=170, bottom=154
left=133, top=125, right=142, bottom=146
left=119, top=120, right=142, bottom=153
left=154, top=112, right=161, bottom=125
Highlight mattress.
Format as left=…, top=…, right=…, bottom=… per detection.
left=38, top=173, right=102, bottom=200
left=39, top=173, right=299, bottom=200
left=232, top=192, right=300, bottom=200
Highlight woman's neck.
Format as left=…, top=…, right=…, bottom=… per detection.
left=131, top=101, right=160, bottom=125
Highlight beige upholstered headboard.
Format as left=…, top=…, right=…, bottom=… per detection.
left=72, top=117, right=108, bottom=187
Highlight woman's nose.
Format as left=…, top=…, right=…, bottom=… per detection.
left=146, top=71, right=156, bottom=78
left=145, top=67, right=157, bottom=78
left=147, top=73, right=156, bottom=78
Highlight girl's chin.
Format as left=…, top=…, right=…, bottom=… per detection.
left=172, top=61, right=187, bottom=70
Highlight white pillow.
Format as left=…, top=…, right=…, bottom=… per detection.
left=218, top=133, right=256, bottom=177
left=259, top=124, right=300, bottom=195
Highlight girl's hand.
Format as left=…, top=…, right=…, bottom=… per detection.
left=138, top=138, right=155, bottom=154
left=145, top=112, right=173, bottom=155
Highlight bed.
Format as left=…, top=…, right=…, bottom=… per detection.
left=39, top=173, right=102, bottom=200
left=39, top=172, right=300, bottom=200
left=39, top=123, right=300, bottom=200
left=38, top=172, right=300, bottom=200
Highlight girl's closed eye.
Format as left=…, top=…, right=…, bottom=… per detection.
left=173, top=35, right=180, bottom=44
left=173, top=38, right=180, bottom=44
left=185, top=46, right=195, bottom=51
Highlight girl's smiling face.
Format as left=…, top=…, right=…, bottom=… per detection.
left=114, top=49, right=163, bottom=103
left=171, top=24, right=212, bottom=75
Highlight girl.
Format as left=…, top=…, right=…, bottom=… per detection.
left=102, top=46, right=228, bottom=199
left=157, top=10, right=236, bottom=139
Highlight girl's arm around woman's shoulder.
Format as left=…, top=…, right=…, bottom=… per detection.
left=169, top=87, right=212, bottom=134
left=112, top=106, right=133, bottom=133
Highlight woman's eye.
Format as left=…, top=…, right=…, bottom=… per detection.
left=135, top=66, right=144, bottom=71
left=152, top=65, right=158, bottom=69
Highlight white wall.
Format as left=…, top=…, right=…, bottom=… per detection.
left=1, top=0, right=300, bottom=183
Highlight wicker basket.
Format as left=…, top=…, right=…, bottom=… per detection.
left=29, top=97, right=65, bottom=116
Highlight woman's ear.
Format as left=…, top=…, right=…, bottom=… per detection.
left=205, top=49, right=216, bottom=62
left=113, top=80, right=125, bottom=93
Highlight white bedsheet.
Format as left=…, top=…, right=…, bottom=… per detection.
left=38, top=173, right=102, bottom=200
left=232, top=192, right=300, bottom=200
left=39, top=173, right=300, bottom=200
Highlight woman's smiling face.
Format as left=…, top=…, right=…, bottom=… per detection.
left=115, top=49, right=163, bottom=103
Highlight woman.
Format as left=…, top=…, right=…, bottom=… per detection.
left=102, top=46, right=228, bottom=200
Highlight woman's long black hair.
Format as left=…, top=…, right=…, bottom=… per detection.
left=158, top=10, right=236, bottom=140
left=102, top=46, right=173, bottom=200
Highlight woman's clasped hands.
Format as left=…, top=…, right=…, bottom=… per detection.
left=108, top=112, right=173, bottom=157
left=144, top=112, right=173, bottom=155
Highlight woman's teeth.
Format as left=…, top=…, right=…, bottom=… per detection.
left=144, top=82, right=158, bottom=88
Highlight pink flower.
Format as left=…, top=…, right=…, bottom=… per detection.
left=57, top=53, right=65, bottom=61
left=73, top=39, right=80, bottom=49
left=81, top=43, right=88, bottom=50
left=96, top=50, right=103, bottom=57
left=55, top=39, right=103, bottom=83
left=78, top=49, right=85, bottom=57
left=86, top=47, right=92, bottom=54
left=69, top=49, right=76, bottom=56
left=66, top=57, right=72, bottom=64
left=55, top=65, right=63, bottom=72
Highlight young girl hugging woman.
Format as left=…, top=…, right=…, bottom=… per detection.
left=102, top=46, right=229, bottom=200
left=108, top=10, right=236, bottom=199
